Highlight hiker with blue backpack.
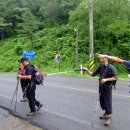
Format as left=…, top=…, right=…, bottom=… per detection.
left=17, top=57, right=43, bottom=116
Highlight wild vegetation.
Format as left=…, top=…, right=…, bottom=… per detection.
left=0, top=0, right=130, bottom=75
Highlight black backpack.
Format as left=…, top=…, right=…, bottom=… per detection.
left=30, top=64, right=44, bottom=85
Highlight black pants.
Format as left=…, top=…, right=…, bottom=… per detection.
left=99, top=84, right=112, bottom=115
left=20, top=80, right=26, bottom=98
left=26, top=83, right=40, bottom=112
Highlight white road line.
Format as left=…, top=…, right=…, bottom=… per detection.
left=0, top=78, right=130, bottom=98
left=46, top=84, right=130, bottom=98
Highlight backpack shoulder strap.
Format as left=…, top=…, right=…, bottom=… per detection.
left=101, top=64, right=110, bottom=79
left=106, top=64, right=117, bottom=90
left=30, top=64, right=44, bottom=77
left=29, top=64, right=35, bottom=68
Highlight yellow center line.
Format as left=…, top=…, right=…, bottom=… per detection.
left=47, top=85, right=130, bottom=98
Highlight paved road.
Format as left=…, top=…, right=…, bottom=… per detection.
left=0, top=108, right=43, bottom=130
left=0, top=73, right=130, bottom=130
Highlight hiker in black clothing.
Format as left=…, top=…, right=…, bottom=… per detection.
left=17, top=57, right=43, bottom=116
left=18, top=63, right=27, bottom=102
left=83, top=52, right=117, bottom=126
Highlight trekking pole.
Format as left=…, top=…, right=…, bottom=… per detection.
left=11, top=78, right=20, bottom=104
left=91, top=93, right=101, bottom=127
left=11, top=78, right=20, bottom=112
left=15, top=81, right=19, bottom=113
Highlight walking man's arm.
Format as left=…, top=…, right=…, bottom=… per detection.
left=82, top=67, right=93, bottom=76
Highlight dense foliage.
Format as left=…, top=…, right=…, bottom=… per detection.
left=0, top=0, right=130, bottom=73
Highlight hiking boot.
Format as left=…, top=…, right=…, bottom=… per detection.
left=20, top=98, right=27, bottom=102
left=37, top=104, right=43, bottom=111
left=26, top=111, right=36, bottom=116
left=99, top=114, right=106, bottom=120
left=104, top=115, right=111, bottom=126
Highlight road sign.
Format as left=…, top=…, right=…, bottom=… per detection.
left=55, top=54, right=61, bottom=63
left=23, top=51, right=35, bottom=59
left=55, top=54, right=61, bottom=72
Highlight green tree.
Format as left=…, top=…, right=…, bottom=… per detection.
left=69, top=0, right=130, bottom=58
left=17, top=8, right=40, bottom=49
left=0, top=18, right=11, bottom=43
left=39, top=0, right=80, bottom=25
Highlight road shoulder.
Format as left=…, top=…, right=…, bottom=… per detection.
left=0, top=107, right=43, bottom=130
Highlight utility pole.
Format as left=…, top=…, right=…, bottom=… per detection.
left=74, top=26, right=79, bottom=70
left=89, top=0, right=94, bottom=70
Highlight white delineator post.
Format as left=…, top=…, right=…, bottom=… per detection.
left=80, top=64, right=83, bottom=74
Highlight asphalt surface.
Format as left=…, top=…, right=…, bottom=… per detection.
left=0, top=73, right=130, bottom=130
left=0, top=108, right=43, bottom=130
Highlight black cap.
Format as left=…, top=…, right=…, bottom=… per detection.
left=18, top=57, right=29, bottom=63
left=102, top=52, right=110, bottom=56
